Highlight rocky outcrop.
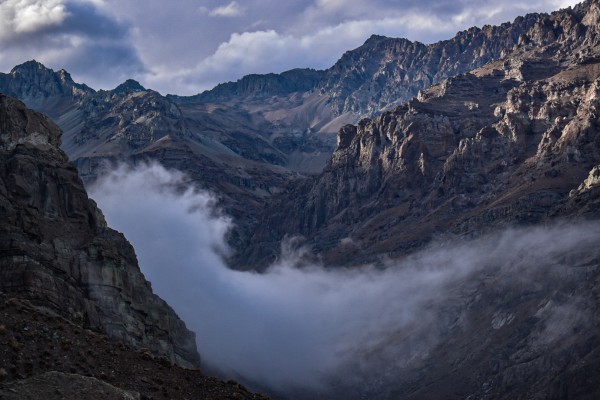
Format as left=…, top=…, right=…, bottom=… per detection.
left=0, top=94, right=200, bottom=367
left=0, top=295, right=268, bottom=399
left=0, top=372, right=141, bottom=400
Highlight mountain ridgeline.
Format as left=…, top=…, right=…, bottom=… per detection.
left=0, top=2, right=591, bottom=257
left=240, top=0, right=600, bottom=268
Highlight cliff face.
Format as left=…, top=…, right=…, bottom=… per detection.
left=0, top=94, right=200, bottom=367
left=244, top=0, right=600, bottom=268
left=319, top=0, right=600, bottom=116
left=318, top=18, right=534, bottom=116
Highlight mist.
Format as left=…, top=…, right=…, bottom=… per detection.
left=89, top=163, right=600, bottom=397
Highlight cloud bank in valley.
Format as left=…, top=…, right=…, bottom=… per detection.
left=0, top=0, right=582, bottom=95
left=90, top=163, right=600, bottom=396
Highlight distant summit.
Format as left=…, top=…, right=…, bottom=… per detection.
left=0, top=60, right=93, bottom=115
left=112, top=79, right=146, bottom=94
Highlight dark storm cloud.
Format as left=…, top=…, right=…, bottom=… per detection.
left=61, top=1, right=128, bottom=39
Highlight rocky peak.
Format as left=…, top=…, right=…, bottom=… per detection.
left=318, top=0, right=600, bottom=118
left=112, top=79, right=146, bottom=94
left=0, top=61, right=93, bottom=116
left=9, top=60, right=49, bottom=75
left=0, top=94, right=200, bottom=367
left=318, top=13, right=541, bottom=116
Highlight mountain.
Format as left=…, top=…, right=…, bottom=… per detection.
left=236, top=2, right=600, bottom=396
left=0, top=93, right=267, bottom=398
left=244, top=0, right=600, bottom=268
left=0, top=61, right=310, bottom=253
left=0, top=7, right=574, bottom=260
left=236, top=2, right=600, bottom=397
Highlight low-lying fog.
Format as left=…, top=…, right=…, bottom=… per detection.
left=90, top=163, right=600, bottom=398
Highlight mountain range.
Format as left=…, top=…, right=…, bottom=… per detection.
left=1, top=0, right=600, bottom=398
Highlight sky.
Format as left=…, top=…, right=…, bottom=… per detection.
left=0, top=0, right=581, bottom=95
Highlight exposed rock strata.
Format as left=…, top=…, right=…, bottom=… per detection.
left=0, top=94, right=200, bottom=367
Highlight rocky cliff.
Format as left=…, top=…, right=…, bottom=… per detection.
left=244, top=0, right=600, bottom=268
left=318, top=0, right=600, bottom=116
left=0, top=93, right=200, bottom=367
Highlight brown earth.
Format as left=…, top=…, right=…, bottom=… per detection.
left=0, top=295, right=268, bottom=400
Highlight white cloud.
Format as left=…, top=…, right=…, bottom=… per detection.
left=0, top=0, right=68, bottom=39
left=0, top=0, right=145, bottom=91
left=209, top=1, right=243, bottom=17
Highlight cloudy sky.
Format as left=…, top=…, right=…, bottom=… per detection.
left=0, top=0, right=580, bottom=95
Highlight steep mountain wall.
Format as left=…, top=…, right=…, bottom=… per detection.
left=0, top=94, right=200, bottom=367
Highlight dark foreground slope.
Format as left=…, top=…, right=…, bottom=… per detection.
left=0, top=295, right=267, bottom=400
left=0, top=94, right=266, bottom=398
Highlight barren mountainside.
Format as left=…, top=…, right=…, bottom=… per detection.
left=243, top=0, right=600, bottom=268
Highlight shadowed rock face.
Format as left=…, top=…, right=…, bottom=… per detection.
left=0, top=94, right=200, bottom=367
